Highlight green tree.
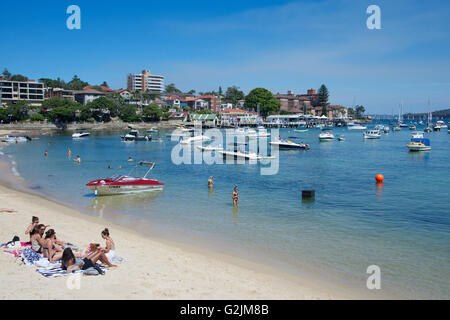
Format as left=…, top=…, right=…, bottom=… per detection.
left=224, top=86, right=245, bottom=105
left=2, top=68, right=11, bottom=79
left=165, top=83, right=182, bottom=94
left=85, top=97, right=119, bottom=122
left=3, top=101, right=29, bottom=122
left=187, top=89, right=196, bottom=95
left=101, top=81, right=109, bottom=88
left=244, top=88, right=280, bottom=117
left=66, top=75, right=89, bottom=90
left=30, top=113, right=45, bottom=122
left=142, top=103, right=162, bottom=122
left=10, top=74, right=28, bottom=82
left=41, top=98, right=80, bottom=123
left=317, top=84, right=329, bottom=116
left=119, top=104, right=141, bottom=122
left=347, top=107, right=355, bottom=118
left=355, top=105, right=366, bottom=119
left=218, top=86, right=223, bottom=96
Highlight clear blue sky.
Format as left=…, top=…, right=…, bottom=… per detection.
left=1, top=0, right=449, bottom=114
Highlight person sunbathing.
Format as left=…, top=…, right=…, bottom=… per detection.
left=43, top=229, right=64, bottom=262
left=61, top=247, right=117, bottom=273
left=30, top=224, right=47, bottom=254
left=99, top=228, right=116, bottom=261
left=0, top=208, right=17, bottom=213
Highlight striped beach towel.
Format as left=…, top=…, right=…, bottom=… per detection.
left=36, top=265, right=108, bottom=278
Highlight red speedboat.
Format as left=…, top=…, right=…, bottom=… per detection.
left=86, top=162, right=164, bottom=196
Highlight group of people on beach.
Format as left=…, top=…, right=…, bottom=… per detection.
left=25, top=216, right=117, bottom=272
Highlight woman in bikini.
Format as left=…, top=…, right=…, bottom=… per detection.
left=99, top=228, right=117, bottom=261
left=25, top=216, right=50, bottom=241
left=232, top=186, right=239, bottom=206
left=62, top=247, right=117, bottom=273
left=43, top=229, right=64, bottom=262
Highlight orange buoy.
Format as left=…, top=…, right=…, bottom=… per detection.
left=375, top=174, right=384, bottom=183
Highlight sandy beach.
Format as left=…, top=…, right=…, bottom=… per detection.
left=0, top=158, right=361, bottom=300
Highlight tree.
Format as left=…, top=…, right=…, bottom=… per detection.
left=244, top=88, right=280, bottom=117
left=3, top=101, right=29, bottom=122
left=30, top=113, right=45, bottom=122
left=41, top=98, right=80, bottom=123
left=187, top=89, right=196, bottom=95
left=10, top=74, right=28, bottom=82
left=85, top=97, right=119, bottom=121
left=66, top=75, right=89, bottom=90
left=2, top=68, right=11, bottom=79
left=142, top=103, right=162, bottom=122
left=347, top=107, right=355, bottom=118
left=165, top=83, right=182, bottom=94
left=101, top=81, right=109, bottom=88
left=119, top=104, right=141, bottom=122
left=224, top=86, right=245, bottom=106
left=355, top=105, right=366, bottom=119
left=218, top=86, right=223, bottom=96
left=317, top=84, right=329, bottom=116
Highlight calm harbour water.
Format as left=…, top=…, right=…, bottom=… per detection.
left=1, top=122, right=449, bottom=299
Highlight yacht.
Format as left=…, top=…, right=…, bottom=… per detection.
left=348, top=124, right=367, bottom=130
left=72, top=132, right=90, bottom=138
left=121, top=130, right=151, bottom=141
left=270, top=138, right=308, bottom=149
left=319, top=130, right=335, bottom=141
left=180, top=135, right=211, bottom=145
left=363, top=129, right=381, bottom=139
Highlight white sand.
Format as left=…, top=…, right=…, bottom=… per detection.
left=0, top=158, right=359, bottom=300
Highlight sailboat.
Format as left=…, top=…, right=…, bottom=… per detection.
left=424, top=99, right=433, bottom=133
left=398, top=101, right=408, bottom=127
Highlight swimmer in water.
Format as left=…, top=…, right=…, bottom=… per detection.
left=67, top=148, right=72, bottom=158
left=208, top=176, right=214, bottom=188
left=232, top=186, right=239, bottom=206
left=44, top=150, right=48, bottom=158
left=76, top=155, right=81, bottom=164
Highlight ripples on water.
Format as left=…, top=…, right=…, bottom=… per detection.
left=2, top=124, right=450, bottom=299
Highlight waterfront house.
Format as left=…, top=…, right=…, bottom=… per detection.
left=44, top=87, right=75, bottom=101
left=274, top=89, right=318, bottom=114
left=74, top=89, right=106, bottom=105
left=189, top=113, right=219, bottom=128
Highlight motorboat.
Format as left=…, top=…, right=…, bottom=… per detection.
left=1, top=135, right=32, bottom=143
left=86, top=162, right=164, bottom=196
left=424, top=126, right=432, bottom=133
left=180, top=135, right=211, bottom=144
left=146, top=127, right=159, bottom=133
left=383, top=126, right=390, bottom=133
left=270, top=138, right=308, bottom=149
left=392, top=125, right=401, bottom=131
left=434, top=120, right=447, bottom=131
left=294, top=126, right=308, bottom=133
left=219, top=150, right=262, bottom=161
left=338, top=135, right=345, bottom=141
left=347, top=124, right=367, bottom=130
left=419, top=120, right=424, bottom=125
left=121, top=130, right=151, bottom=141
left=363, top=130, right=381, bottom=139
left=409, top=125, right=416, bottom=130
left=196, top=145, right=223, bottom=152
left=411, top=131, right=424, bottom=139
left=406, top=138, right=431, bottom=151
left=319, top=130, right=335, bottom=141
left=399, top=122, right=408, bottom=128
left=72, top=132, right=90, bottom=138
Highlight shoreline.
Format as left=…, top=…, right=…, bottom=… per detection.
left=0, top=154, right=368, bottom=300
left=0, top=142, right=380, bottom=299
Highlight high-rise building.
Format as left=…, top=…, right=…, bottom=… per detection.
left=127, top=70, right=164, bottom=93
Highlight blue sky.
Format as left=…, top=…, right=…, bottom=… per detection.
left=1, top=0, right=449, bottom=113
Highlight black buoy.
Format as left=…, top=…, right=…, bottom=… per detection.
left=302, top=190, right=315, bottom=201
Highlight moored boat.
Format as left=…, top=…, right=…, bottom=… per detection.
left=86, top=162, right=164, bottom=196
left=363, top=129, right=381, bottom=139
left=406, top=138, right=431, bottom=151
left=319, top=129, right=335, bottom=141
left=121, top=130, right=151, bottom=141
left=72, top=132, right=90, bottom=138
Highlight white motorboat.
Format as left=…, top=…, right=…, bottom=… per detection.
left=348, top=124, right=367, bottom=130
left=219, top=150, right=262, bottom=161
left=411, top=131, right=424, bottom=139
left=363, top=129, right=381, bottom=139
left=146, top=127, right=159, bottom=133
left=2, top=135, right=32, bottom=143
left=196, top=145, right=223, bottom=152
left=121, top=130, right=151, bottom=141
left=270, top=139, right=308, bottom=149
left=392, top=125, right=401, bottom=131
left=180, top=135, right=211, bottom=144
left=383, top=126, right=390, bottom=133
left=319, top=130, right=335, bottom=141
left=72, top=132, right=90, bottom=138
left=434, top=120, right=447, bottom=130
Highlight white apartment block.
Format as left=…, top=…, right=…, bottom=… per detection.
left=0, top=80, right=45, bottom=106
left=127, top=69, right=164, bottom=93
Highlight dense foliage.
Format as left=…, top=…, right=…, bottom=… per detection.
left=244, top=88, right=280, bottom=117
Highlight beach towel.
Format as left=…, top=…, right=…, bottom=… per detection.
left=36, top=265, right=108, bottom=278
left=21, top=248, right=43, bottom=265
left=3, top=249, right=22, bottom=258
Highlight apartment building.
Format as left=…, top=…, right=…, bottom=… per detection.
left=44, top=87, right=75, bottom=100
left=274, top=89, right=319, bottom=114
left=0, top=80, right=45, bottom=106
left=127, top=69, right=164, bottom=93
